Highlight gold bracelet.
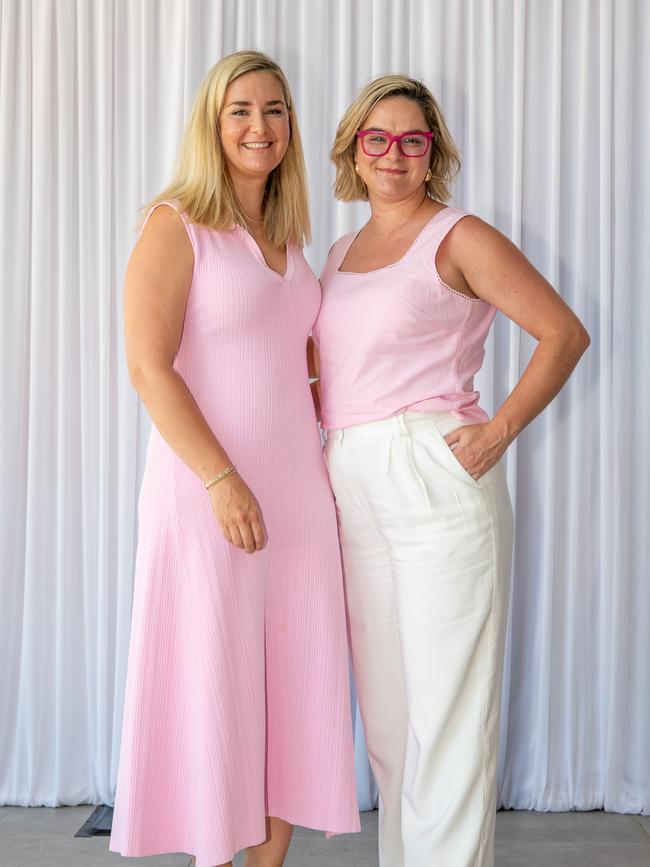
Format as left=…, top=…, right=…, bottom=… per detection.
left=205, top=465, right=236, bottom=490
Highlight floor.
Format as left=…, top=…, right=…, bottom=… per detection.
left=1, top=806, right=649, bottom=866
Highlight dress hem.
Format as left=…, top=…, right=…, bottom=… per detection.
left=109, top=813, right=360, bottom=865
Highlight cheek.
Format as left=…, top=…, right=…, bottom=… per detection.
left=218, top=121, right=237, bottom=149
left=354, top=146, right=374, bottom=171
left=276, top=118, right=291, bottom=145
left=355, top=143, right=371, bottom=167
left=221, top=136, right=239, bottom=162
left=271, top=124, right=290, bottom=160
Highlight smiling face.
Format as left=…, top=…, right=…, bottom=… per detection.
left=219, top=70, right=291, bottom=185
left=356, top=96, right=432, bottom=202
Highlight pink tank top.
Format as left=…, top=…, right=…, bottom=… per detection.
left=313, top=207, right=496, bottom=430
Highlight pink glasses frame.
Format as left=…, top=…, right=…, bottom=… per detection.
left=356, top=129, right=435, bottom=157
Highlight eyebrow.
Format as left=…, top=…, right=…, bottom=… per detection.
left=227, top=99, right=286, bottom=107
left=366, top=127, right=428, bottom=133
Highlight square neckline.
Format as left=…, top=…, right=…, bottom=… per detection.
left=336, top=206, right=451, bottom=276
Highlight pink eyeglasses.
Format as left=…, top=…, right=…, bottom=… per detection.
left=356, top=129, right=434, bottom=157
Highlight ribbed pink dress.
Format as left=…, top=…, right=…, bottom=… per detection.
left=110, top=204, right=359, bottom=866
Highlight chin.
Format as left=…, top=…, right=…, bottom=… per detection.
left=242, top=152, right=282, bottom=170
left=242, top=157, right=274, bottom=168
left=373, top=180, right=411, bottom=195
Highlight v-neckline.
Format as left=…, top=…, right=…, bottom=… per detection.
left=236, top=226, right=293, bottom=281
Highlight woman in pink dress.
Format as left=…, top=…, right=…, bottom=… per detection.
left=109, top=51, right=359, bottom=867
left=313, top=75, right=589, bottom=867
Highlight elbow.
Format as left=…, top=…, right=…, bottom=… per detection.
left=128, top=361, right=148, bottom=395
left=571, top=321, right=591, bottom=357
left=127, top=358, right=169, bottom=397
left=542, top=319, right=590, bottom=366
left=555, top=315, right=590, bottom=360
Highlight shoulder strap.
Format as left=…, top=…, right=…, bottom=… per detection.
left=139, top=200, right=188, bottom=238
left=138, top=200, right=197, bottom=262
left=415, top=206, right=471, bottom=256
left=319, top=231, right=358, bottom=280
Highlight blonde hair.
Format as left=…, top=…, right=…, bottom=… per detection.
left=145, top=50, right=310, bottom=246
left=331, top=74, right=461, bottom=204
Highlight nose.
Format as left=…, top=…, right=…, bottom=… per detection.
left=249, top=109, right=268, bottom=134
left=382, top=138, right=403, bottom=159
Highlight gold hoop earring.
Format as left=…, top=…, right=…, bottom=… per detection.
left=425, top=168, right=432, bottom=183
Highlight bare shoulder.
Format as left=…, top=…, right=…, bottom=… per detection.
left=138, top=204, right=193, bottom=258
left=444, top=214, right=518, bottom=262
left=129, top=204, right=194, bottom=290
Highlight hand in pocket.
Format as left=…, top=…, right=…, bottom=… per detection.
left=444, top=422, right=507, bottom=481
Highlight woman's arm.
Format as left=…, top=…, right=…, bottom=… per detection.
left=438, top=216, right=590, bottom=479
left=125, top=204, right=266, bottom=552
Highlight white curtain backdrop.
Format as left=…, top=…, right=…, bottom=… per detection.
left=1, top=0, right=648, bottom=813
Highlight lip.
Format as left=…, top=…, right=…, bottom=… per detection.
left=377, top=167, right=407, bottom=174
left=241, top=141, right=273, bottom=149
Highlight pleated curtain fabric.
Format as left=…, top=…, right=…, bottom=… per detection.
left=1, top=0, right=648, bottom=814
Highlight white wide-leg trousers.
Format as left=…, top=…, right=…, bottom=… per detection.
left=324, top=411, right=514, bottom=867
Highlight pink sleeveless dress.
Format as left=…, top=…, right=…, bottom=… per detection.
left=110, top=205, right=359, bottom=867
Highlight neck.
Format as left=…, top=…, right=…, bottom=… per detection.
left=230, top=174, right=268, bottom=222
left=367, top=187, right=428, bottom=232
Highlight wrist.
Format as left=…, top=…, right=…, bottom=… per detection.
left=205, top=465, right=237, bottom=490
left=488, top=415, right=516, bottom=446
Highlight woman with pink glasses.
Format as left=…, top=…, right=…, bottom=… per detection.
left=313, top=75, right=589, bottom=867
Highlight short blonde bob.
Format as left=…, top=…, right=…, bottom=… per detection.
left=331, top=74, right=460, bottom=204
left=145, top=50, right=310, bottom=246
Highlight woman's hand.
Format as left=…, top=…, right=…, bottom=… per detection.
left=208, top=473, right=267, bottom=553
left=444, top=422, right=508, bottom=481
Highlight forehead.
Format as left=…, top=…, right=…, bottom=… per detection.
left=363, top=96, right=428, bottom=131
left=224, top=69, right=286, bottom=103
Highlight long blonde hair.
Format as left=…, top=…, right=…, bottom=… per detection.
left=146, top=50, right=310, bottom=246
left=331, top=74, right=460, bottom=204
